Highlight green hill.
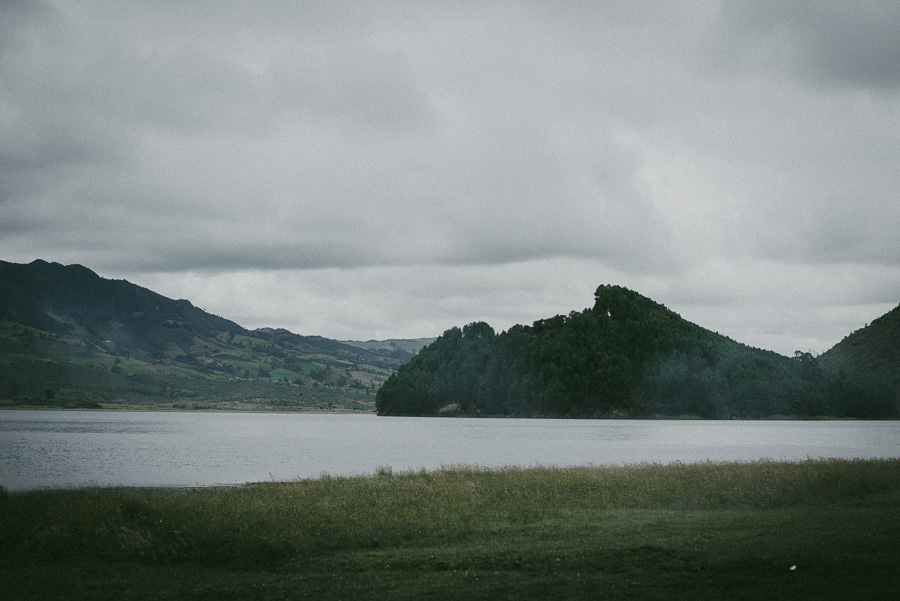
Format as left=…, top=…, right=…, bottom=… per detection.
left=3, top=260, right=895, bottom=417
left=377, top=285, right=898, bottom=419
left=0, top=260, right=417, bottom=411
left=818, top=303, right=900, bottom=385
left=816, top=303, right=900, bottom=412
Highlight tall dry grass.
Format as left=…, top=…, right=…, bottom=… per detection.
left=2, top=458, right=898, bottom=569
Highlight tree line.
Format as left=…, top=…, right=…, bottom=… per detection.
left=376, top=285, right=897, bottom=419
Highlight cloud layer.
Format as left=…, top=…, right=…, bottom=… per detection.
left=2, top=1, right=899, bottom=355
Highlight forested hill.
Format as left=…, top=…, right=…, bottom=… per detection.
left=817, top=303, right=900, bottom=393
left=376, top=285, right=898, bottom=419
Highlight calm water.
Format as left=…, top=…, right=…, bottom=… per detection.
left=1, top=410, right=898, bottom=491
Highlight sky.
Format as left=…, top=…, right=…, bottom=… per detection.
left=2, top=1, right=899, bottom=356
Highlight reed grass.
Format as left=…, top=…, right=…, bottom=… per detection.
left=2, top=458, right=899, bottom=600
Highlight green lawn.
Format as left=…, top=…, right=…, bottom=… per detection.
left=2, top=459, right=898, bottom=600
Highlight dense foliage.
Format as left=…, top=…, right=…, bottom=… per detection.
left=377, top=285, right=898, bottom=418
left=818, top=303, right=900, bottom=392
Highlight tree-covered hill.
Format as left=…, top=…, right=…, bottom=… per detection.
left=817, top=303, right=900, bottom=406
left=0, top=259, right=422, bottom=411
left=4, top=260, right=895, bottom=417
left=377, top=285, right=898, bottom=419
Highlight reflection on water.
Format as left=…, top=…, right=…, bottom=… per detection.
left=1, top=410, right=897, bottom=491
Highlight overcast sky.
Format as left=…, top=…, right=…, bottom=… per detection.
left=2, top=1, right=899, bottom=356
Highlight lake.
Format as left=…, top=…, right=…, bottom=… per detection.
left=1, top=410, right=898, bottom=491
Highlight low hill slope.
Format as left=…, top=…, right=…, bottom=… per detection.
left=817, top=303, right=900, bottom=408
left=0, top=260, right=408, bottom=411
left=377, top=285, right=897, bottom=419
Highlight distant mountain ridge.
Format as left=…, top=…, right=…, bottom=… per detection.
left=376, top=285, right=899, bottom=419
left=342, top=338, right=437, bottom=363
left=1, top=259, right=896, bottom=417
left=0, top=259, right=427, bottom=411
left=0, top=259, right=244, bottom=356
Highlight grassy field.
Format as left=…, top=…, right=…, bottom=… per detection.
left=0, top=321, right=398, bottom=413
left=0, top=360, right=377, bottom=413
left=2, top=459, right=899, bottom=600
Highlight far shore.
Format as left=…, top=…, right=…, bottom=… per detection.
left=2, top=404, right=893, bottom=420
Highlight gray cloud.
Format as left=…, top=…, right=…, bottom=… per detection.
left=1, top=1, right=898, bottom=356
left=713, top=1, right=900, bottom=91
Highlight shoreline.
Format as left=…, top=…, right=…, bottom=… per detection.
left=1, top=405, right=893, bottom=420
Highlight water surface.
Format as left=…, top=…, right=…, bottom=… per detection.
left=1, top=411, right=897, bottom=491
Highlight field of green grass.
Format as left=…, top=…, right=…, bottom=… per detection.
left=2, top=458, right=898, bottom=600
